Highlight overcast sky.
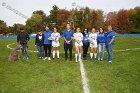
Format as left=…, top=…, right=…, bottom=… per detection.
left=0, top=0, right=140, bottom=26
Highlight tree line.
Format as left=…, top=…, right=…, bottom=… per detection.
left=0, top=5, right=140, bottom=35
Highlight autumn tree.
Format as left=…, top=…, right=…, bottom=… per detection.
left=0, top=20, right=8, bottom=35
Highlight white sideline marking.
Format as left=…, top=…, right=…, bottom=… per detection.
left=7, top=43, right=140, bottom=52
left=7, top=43, right=14, bottom=50
left=6, top=43, right=140, bottom=93
left=79, top=60, right=90, bottom=93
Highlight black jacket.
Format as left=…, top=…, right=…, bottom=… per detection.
left=17, top=32, right=30, bottom=44
left=35, top=34, right=44, bottom=46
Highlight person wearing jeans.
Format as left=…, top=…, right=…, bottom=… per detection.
left=17, top=28, right=30, bottom=59
left=63, top=24, right=74, bottom=61
left=97, top=28, right=105, bottom=61
left=105, top=26, right=115, bottom=63
left=35, top=30, right=44, bottom=59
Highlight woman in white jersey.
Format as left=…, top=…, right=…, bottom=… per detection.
left=73, top=28, right=83, bottom=62
left=51, top=27, right=60, bottom=59
left=89, top=28, right=98, bottom=60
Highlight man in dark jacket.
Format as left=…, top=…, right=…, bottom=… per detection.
left=17, top=28, right=30, bottom=59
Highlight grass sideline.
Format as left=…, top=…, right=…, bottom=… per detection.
left=0, top=36, right=140, bottom=93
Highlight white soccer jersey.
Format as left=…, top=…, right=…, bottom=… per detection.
left=51, top=32, right=60, bottom=47
left=74, top=32, right=83, bottom=46
left=89, top=33, right=98, bottom=47
left=51, top=32, right=60, bottom=41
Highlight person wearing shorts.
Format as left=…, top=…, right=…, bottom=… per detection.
left=73, top=28, right=83, bottom=62
left=89, top=28, right=98, bottom=60
left=51, top=27, right=60, bottom=59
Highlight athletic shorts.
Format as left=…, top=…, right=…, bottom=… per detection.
left=75, top=42, right=83, bottom=46
left=90, top=42, right=97, bottom=48
left=52, top=41, right=60, bottom=47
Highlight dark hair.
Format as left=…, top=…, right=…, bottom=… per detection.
left=38, top=30, right=42, bottom=32
left=99, top=28, right=104, bottom=33
left=82, top=29, right=88, bottom=36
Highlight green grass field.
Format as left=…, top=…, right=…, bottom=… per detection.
left=0, top=36, right=140, bottom=93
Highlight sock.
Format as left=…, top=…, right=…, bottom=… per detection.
left=75, top=54, right=78, bottom=62
left=57, top=50, right=59, bottom=58
left=53, top=51, right=55, bottom=58
left=90, top=53, right=93, bottom=59
left=79, top=53, right=81, bottom=61
left=94, top=53, right=97, bottom=58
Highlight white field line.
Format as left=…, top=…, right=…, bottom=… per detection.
left=7, top=43, right=140, bottom=52
left=79, top=60, right=90, bottom=93
left=6, top=43, right=140, bottom=93
left=7, top=43, right=90, bottom=93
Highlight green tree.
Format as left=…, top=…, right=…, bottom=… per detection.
left=25, top=13, right=43, bottom=34
left=128, top=7, right=140, bottom=33
left=9, top=23, right=24, bottom=34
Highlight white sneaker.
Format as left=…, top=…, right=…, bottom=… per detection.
left=101, top=58, right=103, bottom=61
left=78, top=58, right=81, bottom=62
left=43, top=57, right=47, bottom=60
left=48, top=57, right=51, bottom=60
left=108, top=60, right=112, bottom=63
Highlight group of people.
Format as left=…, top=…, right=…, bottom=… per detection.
left=17, top=24, right=115, bottom=63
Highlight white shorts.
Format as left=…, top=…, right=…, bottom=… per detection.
left=90, top=42, right=97, bottom=48
left=75, top=42, right=83, bottom=46
left=52, top=41, right=60, bottom=47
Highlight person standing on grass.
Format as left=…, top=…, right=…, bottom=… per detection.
left=105, top=25, right=115, bottom=63
left=82, top=28, right=90, bottom=60
left=35, top=30, right=44, bottom=59
left=97, top=28, right=105, bottom=61
left=63, top=24, right=74, bottom=61
left=73, top=28, right=83, bottom=62
left=89, top=28, right=98, bottom=61
left=51, top=27, right=60, bottom=60
left=17, top=28, right=30, bottom=59
left=43, top=26, right=52, bottom=60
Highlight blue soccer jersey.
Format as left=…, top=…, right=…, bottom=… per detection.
left=105, top=31, right=115, bottom=45
left=97, top=32, right=105, bottom=43
left=63, top=29, right=74, bottom=44
left=43, top=30, right=52, bottom=44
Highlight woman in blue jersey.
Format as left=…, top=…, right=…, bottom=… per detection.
left=82, top=29, right=90, bottom=60
left=97, top=28, right=105, bottom=61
